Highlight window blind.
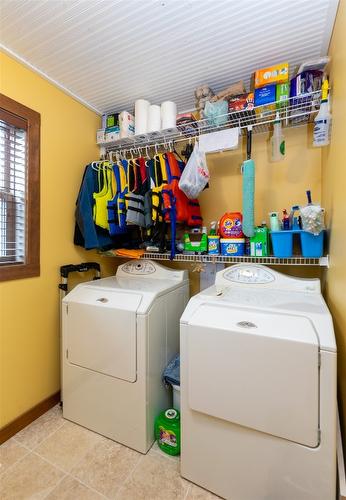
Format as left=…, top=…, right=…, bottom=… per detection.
left=0, top=118, right=27, bottom=264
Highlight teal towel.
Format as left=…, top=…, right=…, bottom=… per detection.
left=242, top=159, right=255, bottom=237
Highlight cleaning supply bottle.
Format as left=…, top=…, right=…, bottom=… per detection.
left=313, top=79, right=331, bottom=147
left=208, top=221, right=220, bottom=255
left=282, top=209, right=290, bottom=230
left=271, top=112, right=285, bottom=162
left=154, top=409, right=181, bottom=456
left=269, top=212, right=280, bottom=231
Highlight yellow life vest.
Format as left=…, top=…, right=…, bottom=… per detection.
left=93, top=162, right=115, bottom=230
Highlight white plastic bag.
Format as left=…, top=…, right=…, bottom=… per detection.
left=179, top=143, right=209, bottom=199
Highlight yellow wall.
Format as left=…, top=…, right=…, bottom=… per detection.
left=0, top=50, right=324, bottom=429
left=322, top=0, right=346, bottom=448
left=0, top=52, right=100, bottom=427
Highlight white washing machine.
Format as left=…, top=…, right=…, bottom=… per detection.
left=180, top=264, right=336, bottom=500
left=62, top=260, right=189, bottom=453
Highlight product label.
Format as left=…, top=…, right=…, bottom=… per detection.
left=221, top=217, right=242, bottom=238
left=280, top=140, right=285, bottom=155
left=224, top=243, right=241, bottom=255
left=159, top=426, right=177, bottom=448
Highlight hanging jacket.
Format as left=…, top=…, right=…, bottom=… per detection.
left=117, top=159, right=129, bottom=229
left=74, top=163, right=125, bottom=250
left=107, top=162, right=128, bottom=236
left=162, top=152, right=190, bottom=223
left=150, top=154, right=168, bottom=224
left=126, top=158, right=146, bottom=227
left=93, top=162, right=115, bottom=230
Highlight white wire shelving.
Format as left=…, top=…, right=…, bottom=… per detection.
left=99, top=90, right=321, bottom=154
left=101, top=251, right=329, bottom=267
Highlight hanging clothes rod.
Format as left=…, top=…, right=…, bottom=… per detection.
left=102, top=135, right=197, bottom=159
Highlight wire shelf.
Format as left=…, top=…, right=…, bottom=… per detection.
left=101, top=251, right=329, bottom=267
left=99, top=90, right=321, bottom=153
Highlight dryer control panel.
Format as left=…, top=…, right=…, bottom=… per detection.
left=223, top=266, right=275, bottom=284
left=121, top=261, right=156, bottom=275
left=215, top=264, right=321, bottom=293
left=116, top=260, right=188, bottom=282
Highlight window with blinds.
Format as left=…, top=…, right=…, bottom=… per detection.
left=0, top=94, right=40, bottom=282
left=0, top=119, right=27, bottom=264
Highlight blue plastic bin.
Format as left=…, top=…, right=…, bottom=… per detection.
left=300, top=231, right=324, bottom=258
left=270, top=231, right=294, bottom=258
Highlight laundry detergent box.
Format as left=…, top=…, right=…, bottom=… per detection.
left=254, top=62, right=289, bottom=88
left=106, top=113, right=119, bottom=128
left=220, top=238, right=245, bottom=256
left=105, top=126, right=120, bottom=142
left=96, top=129, right=106, bottom=144
left=255, top=85, right=276, bottom=119
left=276, top=83, right=290, bottom=108
left=119, top=111, right=135, bottom=138
left=250, top=227, right=269, bottom=257
left=254, top=85, right=276, bottom=106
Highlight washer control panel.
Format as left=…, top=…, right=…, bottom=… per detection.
left=222, top=266, right=275, bottom=284
left=121, top=261, right=156, bottom=275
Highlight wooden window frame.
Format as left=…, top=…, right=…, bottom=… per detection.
left=0, top=94, right=40, bottom=281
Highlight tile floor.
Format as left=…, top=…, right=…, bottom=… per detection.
left=0, top=405, right=220, bottom=499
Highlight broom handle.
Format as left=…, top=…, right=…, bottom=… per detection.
left=247, top=127, right=252, bottom=160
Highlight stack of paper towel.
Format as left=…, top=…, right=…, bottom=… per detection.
left=134, top=99, right=177, bottom=136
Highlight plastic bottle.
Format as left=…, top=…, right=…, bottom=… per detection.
left=269, top=212, right=280, bottom=231
left=313, top=79, right=331, bottom=147
left=282, top=209, right=290, bottom=230
left=154, top=409, right=181, bottom=456
left=271, top=112, right=285, bottom=161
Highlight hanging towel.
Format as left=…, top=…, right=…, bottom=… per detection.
left=163, top=354, right=180, bottom=386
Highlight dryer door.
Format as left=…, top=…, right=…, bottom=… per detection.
left=186, top=304, right=320, bottom=447
left=65, top=287, right=142, bottom=382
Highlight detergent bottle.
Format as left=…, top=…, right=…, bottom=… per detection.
left=155, top=409, right=181, bottom=456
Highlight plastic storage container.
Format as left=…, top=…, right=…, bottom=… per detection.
left=220, top=238, right=245, bottom=256
left=300, top=231, right=324, bottom=258
left=270, top=231, right=294, bottom=258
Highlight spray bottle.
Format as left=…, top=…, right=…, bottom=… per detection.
left=313, top=79, right=331, bottom=147
left=271, top=112, right=285, bottom=162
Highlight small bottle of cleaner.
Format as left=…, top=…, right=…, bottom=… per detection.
left=269, top=212, right=280, bottom=231
left=271, top=112, right=285, bottom=162
left=313, top=79, right=331, bottom=147
left=282, top=209, right=290, bottom=230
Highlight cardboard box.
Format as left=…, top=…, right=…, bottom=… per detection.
left=254, top=85, right=276, bottom=106
left=105, top=126, right=120, bottom=142
left=96, top=129, right=105, bottom=144
left=254, top=62, right=289, bottom=88
left=276, top=83, right=290, bottom=108
left=119, top=111, right=135, bottom=138
left=106, top=113, right=119, bottom=128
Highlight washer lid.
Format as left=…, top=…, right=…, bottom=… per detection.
left=64, top=288, right=141, bottom=382
left=186, top=304, right=320, bottom=447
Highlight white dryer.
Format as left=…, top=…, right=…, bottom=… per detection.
left=180, top=264, right=336, bottom=500
left=62, top=260, right=189, bottom=453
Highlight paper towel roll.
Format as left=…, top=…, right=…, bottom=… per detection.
left=135, top=99, right=150, bottom=135
left=161, top=101, right=177, bottom=130
left=148, top=104, right=161, bottom=133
